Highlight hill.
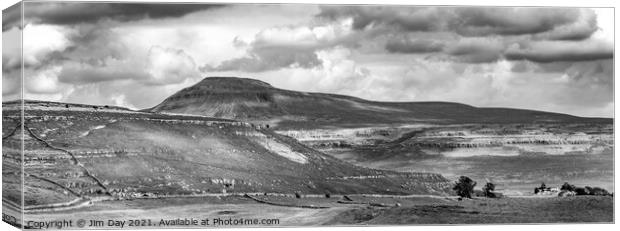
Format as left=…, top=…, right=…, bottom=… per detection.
left=147, top=77, right=610, bottom=129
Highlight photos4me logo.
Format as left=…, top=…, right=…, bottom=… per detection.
left=212, top=217, right=280, bottom=226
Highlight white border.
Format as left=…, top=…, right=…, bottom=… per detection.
left=1, top=1, right=617, bottom=231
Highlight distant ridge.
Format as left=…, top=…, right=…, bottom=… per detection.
left=143, top=77, right=610, bottom=128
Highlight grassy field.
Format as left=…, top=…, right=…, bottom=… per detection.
left=19, top=195, right=613, bottom=228
left=327, top=196, right=614, bottom=224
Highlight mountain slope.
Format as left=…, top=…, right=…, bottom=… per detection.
left=3, top=101, right=451, bottom=208
left=148, top=77, right=609, bottom=129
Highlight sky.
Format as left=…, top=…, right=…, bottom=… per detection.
left=1, top=2, right=614, bottom=117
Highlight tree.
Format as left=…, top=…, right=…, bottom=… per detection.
left=535, top=182, right=548, bottom=194
left=453, top=176, right=477, bottom=199
left=574, top=187, right=590, bottom=195
left=482, top=182, right=496, bottom=198
left=560, top=182, right=576, bottom=192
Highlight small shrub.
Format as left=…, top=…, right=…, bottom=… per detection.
left=482, top=182, right=496, bottom=198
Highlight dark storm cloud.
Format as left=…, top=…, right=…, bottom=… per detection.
left=452, top=8, right=582, bottom=37
left=317, top=6, right=598, bottom=40
left=385, top=38, right=445, bottom=53
left=505, top=41, right=613, bottom=63
left=315, top=6, right=606, bottom=64
left=2, top=2, right=223, bottom=31
left=207, top=6, right=608, bottom=72
left=506, top=51, right=613, bottom=63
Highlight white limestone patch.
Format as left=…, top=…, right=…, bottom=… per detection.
left=79, top=125, right=106, bottom=138
left=256, top=138, right=308, bottom=164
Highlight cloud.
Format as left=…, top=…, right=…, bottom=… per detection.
left=385, top=38, right=445, bottom=53
left=2, top=70, right=21, bottom=99
left=317, top=6, right=597, bottom=39
left=315, top=6, right=606, bottom=64
left=6, top=3, right=612, bottom=118
left=312, top=47, right=370, bottom=93
left=57, top=46, right=199, bottom=86
left=145, top=46, right=200, bottom=85
left=23, top=24, right=74, bottom=67
left=63, top=24, right=128, bottom=61
left=2, top=24, right=22, bottom=100
left=203, top=19, right=356, bottom=72
left=202, top=50, right=320, bottom=72
left=356, top=59, right=612, bottom=117
left=57, top=61, right=149, bottom=84
left=452, top=8, right=582, bottom=37
left=2, top=26, right=21, bottom=72
left=207, top=6, right=607, bottom=71
left=3, top=2, right=223, bottom=31
left=201, top=40, right=322, bottom=72
left=505, top=39, right=613, bottom=63
left=318, top=6, right=442, bottom=31
left=532, top=9, right=598, bottom=41
left=59, top=77, right=198, bottom=110
left=215, top=46, right=371, bottom=96
left=202, top=26, right=323, bottom=72
left=443, top=38, right=505, bottom=63
left=25, top=67, right=63, bottom=94
left=20, top=18, right=201, bottom=87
